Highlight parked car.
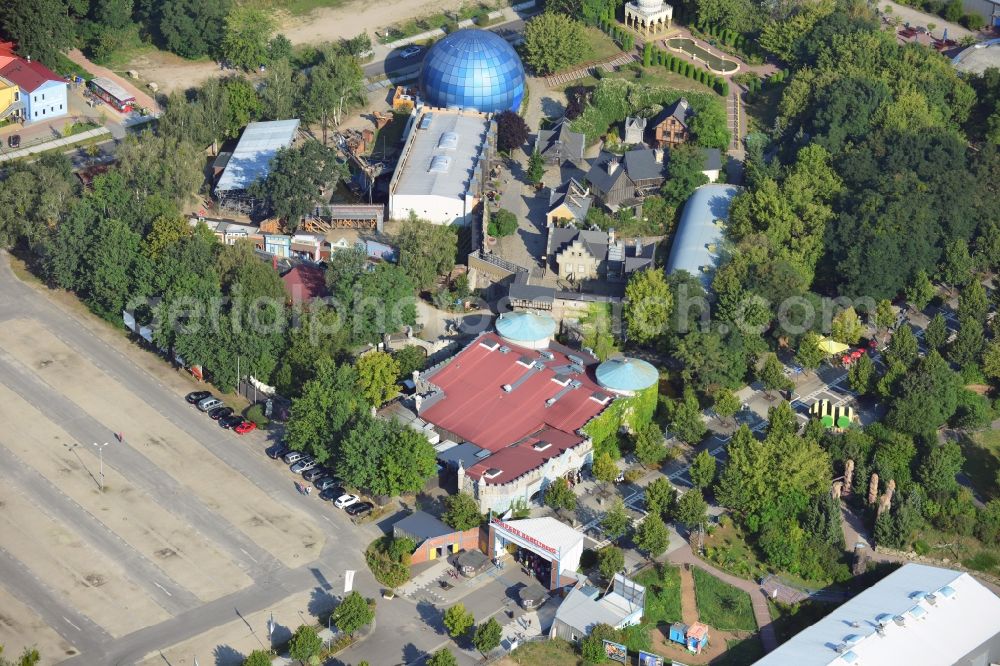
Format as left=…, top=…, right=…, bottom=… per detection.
left=302, top=467, right=330, bottom=483
left=345, top=501, right=374, bottom=517
left=220, top=415, right=244, bottom=429
left=266, top=444, right=290, bottom=460
left=209, top=406, right=234, bottom=421
left=334, top=493, right=360, bottom=508
left=290, top=458, right=318, bottom=474
left=283, top=451, right=305, bottom=464
left=319, top=486, right=346, bottom=502
left=314, top=477, right=340, bottom=491
left=234, top=421, right=257, bottom=435
left=399, top=45, right=422, bottom=59
left=7, top=134, right=20, bottom=149
left=197, top=396, right=224, bottom=412
left=186, top=390, right=211, bottom=404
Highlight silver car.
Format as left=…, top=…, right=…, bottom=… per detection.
left=290, top=458, right=317, bottom=474
left=197, top=397, right=224, bottom=412
left=283, top=451, right=305, bottom=465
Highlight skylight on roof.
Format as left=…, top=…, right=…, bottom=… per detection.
left=438, top=131, right=459, bottom=149
left=484, top=468, right=503, bottom=479
left=532, top=441, right=551, bottom=451
left=429, top=155, right=451, bottom=173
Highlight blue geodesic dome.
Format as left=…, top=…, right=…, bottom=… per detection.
left=420, top=29, right=525, bottom=114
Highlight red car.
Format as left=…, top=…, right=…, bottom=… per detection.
left=234, top=421, right=257, bottom=435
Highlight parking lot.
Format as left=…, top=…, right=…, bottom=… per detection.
left=0, top=313, right=340, bottom=661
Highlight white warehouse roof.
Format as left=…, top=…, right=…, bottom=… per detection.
left=391, top=108, right=490, bottom=201
left=216, top=119, right=300, bottom=192
left=754, top=564, right=1000, bottom=666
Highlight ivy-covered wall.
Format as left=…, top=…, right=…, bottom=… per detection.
left=583, top=383, right=658, bottom=454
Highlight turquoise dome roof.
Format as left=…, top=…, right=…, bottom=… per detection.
left=596, top=357, right=658, bottom=392
left=495, top=312, right=556, bottom=342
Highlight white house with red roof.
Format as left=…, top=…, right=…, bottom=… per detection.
left=0, top=56, right=67, bottom=124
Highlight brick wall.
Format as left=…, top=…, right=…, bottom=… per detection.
left=410, top=526, right=482, bottom=565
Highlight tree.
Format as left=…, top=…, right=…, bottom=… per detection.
left=426, top=648, right=458, bottom=666
left=925, top=313, right=949, bottom=352
left=333, top=591, right=375, bottom=636
left=355, top=351, right=400, bottom=407
left=634, top=423, right=668, bottom=468
left=689, top=450, right=717, bottom=490
left=713, top=388, right=740, bottom=424
left=758, top=353, right=793, bottom=396
left=158, top=0, right=229, bottom=59
left=527, top=150, right=545, bottom=184
left=624, top=268, right=673, bottom=344
left=847, top=352, right=875, bottom=395
left=675, top=488, right=708, bottom=531
left=249, top=141, right=346, bottom=230
left=242, top=651, right=272, bottom=666
left=259, top=57, right=298, bottom=120
left=0, top=0, right=76, bottom=67
left=592, top=451, right=619, bottom=487
left=396, top=217, right=457, bottom=290
left=598, top=545, right=625, bottom=581
left=635, top=513, right=670, bottom=557
left=340, top=415, right=437, bottom=496
left=394, top=345, right=426, bottom=381
left=601, top=498, right=631, bottom=542
left=581, top=624, right=619, bottom=663
left=443, top=603, right=475, bottom=639
left=222, top=5, right=274, bottom=69
left=949, top=318, right=985, bottom=368
left=495, top=110, right=529, bottom=153
left=795, top=332, right=826, bottom=370
left=888, top=351, right=960, bottom=435
left=443, top=493, right=481, bottom=530
left=351, top=263, right=418, bottom=345
left=831, top=307, right=864, bottom=345
left=984, top=339, right=1000, bottom=381
left=645, top=477, right=678, bottom=520
left=959, top=280, right=989, bottom=324
left=522, top=13, right=590, bottom=75
left=365, top=535, right=414, bottom=588
left=544, top=477, right=578, bottom=510
left=661, top=143, right=710, bottom=206
left=874, top=299, right=895, bottom=333
left=670, top=388, right=708, bottom=445
left=288, top=624, right=322, bottom=663
left=885, top=325, right=919, bottom=368
left=300, top=51, right=366, bottom=144
left=905, top=270, right=936, bottom=311
left=976, top=499, right=1000, bottom=546
left=285, top=358, right=361, bottom=462
left=487, top=209, right=518, bottom=237
left=473, top=618, right=502, bottom=657
left=918, top=441, right=964, bottom=502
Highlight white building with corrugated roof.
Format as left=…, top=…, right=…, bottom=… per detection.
left=754, top=563, right=1000, bottom=666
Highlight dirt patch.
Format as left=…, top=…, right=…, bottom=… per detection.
left=84, top=573, right=108, bottom=587
left=156, top=548, right=178, bottom=559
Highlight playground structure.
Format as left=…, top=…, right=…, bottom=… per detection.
left=810, top=399, right=856, bottom=430
left=668, top=622, right=710, bottom=654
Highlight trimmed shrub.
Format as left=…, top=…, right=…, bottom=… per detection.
left=961, top=12, right=984, bottom=29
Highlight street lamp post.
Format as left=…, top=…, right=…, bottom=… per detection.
left=92, top=442, right=109, bottom=492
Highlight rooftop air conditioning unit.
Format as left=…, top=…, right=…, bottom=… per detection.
left=502, top=384, right=513, bottom=392
left=539, top=350, right=555, bottom=360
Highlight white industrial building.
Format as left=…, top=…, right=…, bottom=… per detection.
left=388, top=107, right=494, bottom=225
left=754, top=563, right=1000, bottom=666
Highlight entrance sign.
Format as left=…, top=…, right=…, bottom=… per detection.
left=492, top=518, right=558, bottom=555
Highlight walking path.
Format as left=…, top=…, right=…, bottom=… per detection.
left=668, top=544, right=778, bottom=653
left=678, top=565, right=699, bottom=625
left=543, top=52, right=638, bottom=87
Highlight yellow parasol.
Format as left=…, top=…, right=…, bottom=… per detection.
left=817, top=338, right=849, bottom=355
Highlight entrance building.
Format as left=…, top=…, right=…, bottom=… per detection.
left=488, top=516, right=584, bottom=590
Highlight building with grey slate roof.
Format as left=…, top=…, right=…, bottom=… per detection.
left=534, top=117, right=586, bottom=166
left=547, top=226, right=654, bottom=281
left=585, top=148, right=665, bottom=211
left=623, top=115, right=647, bottom=144
left=547, top=178, right=593, bottom=226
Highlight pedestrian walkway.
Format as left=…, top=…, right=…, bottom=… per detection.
left=668, top=544, right=778, bottom=653
left=0, top=126, right=110, bottom=162
left=544, top=52, right=638, bottom=87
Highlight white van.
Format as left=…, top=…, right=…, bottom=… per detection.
left=197, top=396, right=224, bottom=412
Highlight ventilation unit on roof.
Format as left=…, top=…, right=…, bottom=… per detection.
left=925, top=593, right=937, bottom=605
left=569, top=364, right=585, bottom=374
left=892, top=616, right=905, bottom=627
left=567, top=354, right=584, bottom=365
left=418, top=113, right=434, bottom=129
left=849, top=621, right=861, bottom=628
left=483, top=468, right=502, bottom=479
left=532, top=441, right=551, bottom=451
left=502, top=384, right=513, bottom=393
left=539, top=350, right=555, bottom=361
left=570, top=380, right=582, bottom=389
left=499, top=346, right=511, bottom=354
left=834, top=644, right=848, bottom=654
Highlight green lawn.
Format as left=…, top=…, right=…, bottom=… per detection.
left=715, top=637, right=765, bottom=666
left=634, top=564, right=683, bottom=625
left=507, top=637, right=581, bottom=665
left=691, top=567, right=756, bottom=632
left=961, top=431, right=1000, bottom=500
left=702, top=520, right=769, bottom=582
left=585, top=26, right=625, bottom=63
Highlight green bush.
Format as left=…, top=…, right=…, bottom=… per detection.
left=961, top=12, right=985, bottom=29
left=942, top=0, right=963, bottom=22
left=963, top=550, right=1000, bottom=573
left=913, top=539, right=930, bottom=555
left=246, top=403, right=270, bottom=428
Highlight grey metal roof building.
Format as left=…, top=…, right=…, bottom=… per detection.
left=665, top=183, right=740, bottom=288
left=215, top=119, right=300, bottom=192
left=389, top=108, right=493, bottom=225
left=393, top=511, right=454, bottom=543
left=550, top=574, right=646, bottom=641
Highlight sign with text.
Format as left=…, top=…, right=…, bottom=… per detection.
left=491, top=517, right=558, bottom=555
